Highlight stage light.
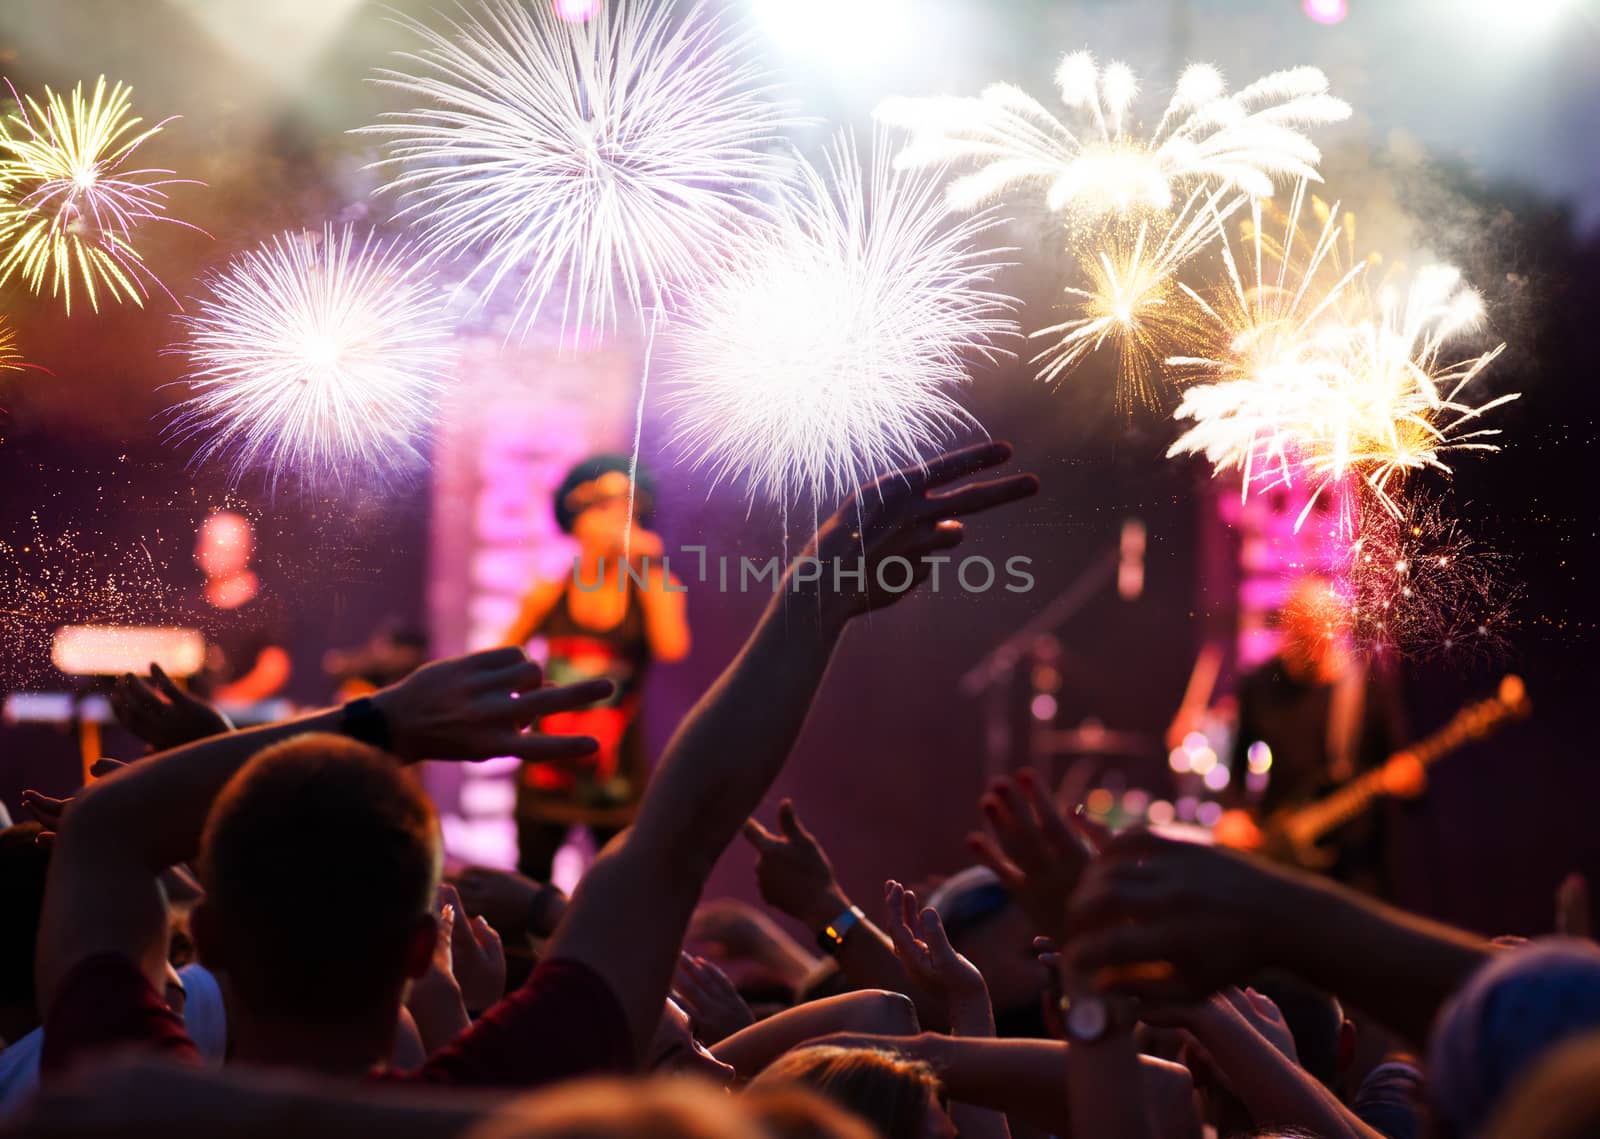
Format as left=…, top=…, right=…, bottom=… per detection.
left=553, top=0, right=598, bottom=22
left=751, top=0, right=912, bottom=71
left=1303, top=0, right=1348, bottom=25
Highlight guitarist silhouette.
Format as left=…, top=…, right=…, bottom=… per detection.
left=1216, top=576, right=1411, bottom=894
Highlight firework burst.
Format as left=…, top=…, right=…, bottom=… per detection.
left=1169, top=232, right=1518, bottom=528
left=0, top=76, right=200, bottom=314
left=166, top=224, right=456, bottom=486
left=1165, top=183, right=1369, bottom=491
left=362, top=0, right=794, bottom=341
left=876, top=54, right=1348, bottom=220
left=1339, top=497, right=1517, bottom=658
left=1310, top=265, right=1517, bottom=517
left=1033, top=185, right=1238, bottom=411
left=662, top=133, right=1017, bottom=506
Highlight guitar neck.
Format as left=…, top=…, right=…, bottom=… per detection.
left=1288, top=700, right=1502, bottom=841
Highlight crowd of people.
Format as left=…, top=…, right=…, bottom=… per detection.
left=2, top=441, right=1598, bottom=1139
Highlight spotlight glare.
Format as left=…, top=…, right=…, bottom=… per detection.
left=1303, top=0, right=1349, bottom=25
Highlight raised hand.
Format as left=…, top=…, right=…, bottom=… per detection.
left=21, top=757, right=129, bottom=846
left=438, top=882, right=506, bottom=1011
left=110, top=663, right=233, bottom=752
left=742, top=800, right=847, bottom=931
left=674, top=953, right=755, bottom=1045
left=1065, top=831, right=1291, bottom=1001
left=1142, top=986, right=1298, bottom=1065
left=405, top=895, right=471, bottom=1054
left=370, top=647, right=614, bottom=764
left=885, top=880, right=993, bottom=1037
left=967, top=769, right=1102, bottom=941
left=455, top=865, right=567, bottom=940
left=800, top=441, right=1039, bottom=620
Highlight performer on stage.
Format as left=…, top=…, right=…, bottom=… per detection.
left=503, top=456, right=690, bottom=881
left=1217, top=575, right=1410, bottom=891
left=186, top=511, right=291, bottom=703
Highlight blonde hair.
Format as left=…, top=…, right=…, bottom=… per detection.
left=466, top=1078, right=754, bottom=1139
left=749, top=1045, right=943, bottom=1139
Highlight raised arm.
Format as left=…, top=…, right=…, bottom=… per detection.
left=805, top=1032, right=1193, bottom=1138
left=742, top=801, right=947, bottom=1029
left=1143, top=988, right=1383, bottom=1139
left=547, top=442, right=1039, bottom=1060
left=37, top=649, right=611, bottom=1006
left=1065, top=831, right=1494, bottom=1045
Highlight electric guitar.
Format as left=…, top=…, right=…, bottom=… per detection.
left=1257, top=675, right=1531, bottom=871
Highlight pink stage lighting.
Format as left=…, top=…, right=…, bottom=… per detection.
left=554, top=0, right=599, bottom=23
left=1303, top=0, right=1349, bottom=24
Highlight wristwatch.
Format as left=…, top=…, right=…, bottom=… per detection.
left=1058, top=991, right=1112, bottom=1044
left=340, top=696, right=392, bottom=751
left=815, top=905, right=865, bottom=955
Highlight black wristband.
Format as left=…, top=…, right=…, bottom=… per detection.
left=340, top=696, right=392, bottom=751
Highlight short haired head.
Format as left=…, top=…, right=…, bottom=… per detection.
left=195, top=511, right=254, bottom=578
left=1430, top=937, right=1600, bottom=1138
left=751, top=1045, right=952, bottom=1139
left=1278, top=575, right=1351, bottom=678
left=193, top=734, right=441, bottom=1022
left=553, top=455, right=656, bottom=536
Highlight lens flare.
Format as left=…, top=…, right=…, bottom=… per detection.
left=876, top=54, right=1349, bottom=220
left=0, top=76, right=200, bottom=315
left=362, top=0, right=794, bottom=341
left=166, top=224, right=456, bottom=487
left=662, top=132, right=1018, bottom=506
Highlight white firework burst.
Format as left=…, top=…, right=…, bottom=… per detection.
left=1169, top=260, right=1518, bottom=530
left=876, top=53, right=1349, bottom=219
left=663, top=132, right=1019, bottom=507
left=166, top=224, right=456, bottom=485
left=361, top=0, right=794, bottom=340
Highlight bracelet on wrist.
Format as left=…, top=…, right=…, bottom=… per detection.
left=815, top=905, right=865, bottom=956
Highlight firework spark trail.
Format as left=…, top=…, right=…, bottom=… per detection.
left=362, top=0, right=795, bottom=341
left=166, top=224, right=456, bottom=487
left=0, top=313, right=48, bottom=375
left=0, top=76, right=202, bottom=314
left=1031, top=184, right=1242, bottom=412
left=876, top=54, right=1349, bottom=220
left=662, top=132, right=1018, bottom=507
